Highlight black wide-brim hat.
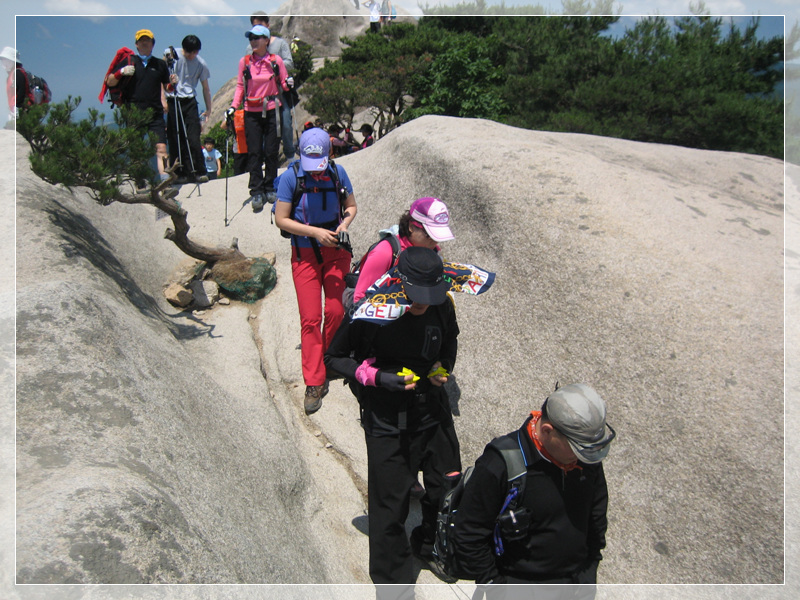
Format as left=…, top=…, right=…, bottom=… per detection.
left=397, top=247, right=449, bottom=305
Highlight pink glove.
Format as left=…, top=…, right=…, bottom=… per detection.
left=355, top=357, right=380, bottom=387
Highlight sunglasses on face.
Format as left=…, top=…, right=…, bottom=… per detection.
left=569, top=423, right=616, bottom=450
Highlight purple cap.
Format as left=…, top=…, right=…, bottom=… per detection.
left=245, top=25, right=270, bottom=39
left=410, top=197, right=454, bottom=242
left=299, top=127, right=330, bottom=172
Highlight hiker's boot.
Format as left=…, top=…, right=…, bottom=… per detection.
left=410, top=526, right=457, bottom=583
left=304, top=381, right=329, bottom=415
left=265, top=191, right=277, bottom=205
left=251, top=192, right=264, bottom=213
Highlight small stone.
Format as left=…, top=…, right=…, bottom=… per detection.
left=190, top=279, right=220, bottom=308
left=218, top=297, right=231, bottom=305
left=164, top=283, right=192, bottom=307
left=325, top=443, right=333, bottom=449
left=314, top=431, right=322, bottom=437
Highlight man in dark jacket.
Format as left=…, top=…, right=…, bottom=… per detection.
left=106, top=29, right=173, bottom=182
left=325, top=247, right=462, bottom=595
left=452, top=383, right=614, bottom=599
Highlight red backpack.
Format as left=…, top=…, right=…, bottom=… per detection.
left=99, top=47, right=136, bottom=106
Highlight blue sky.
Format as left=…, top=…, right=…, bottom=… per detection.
left=1, top=1, right=795, bottom=128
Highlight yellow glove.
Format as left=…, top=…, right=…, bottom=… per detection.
left=427, top=366, right=449, bottom=378
left=396, top=367, right=420, bottom=383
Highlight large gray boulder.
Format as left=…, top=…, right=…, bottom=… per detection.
left=11, top=133, right=358, bottom=586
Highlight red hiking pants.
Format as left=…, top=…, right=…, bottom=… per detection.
left=290, top=245, right=350, bottom=386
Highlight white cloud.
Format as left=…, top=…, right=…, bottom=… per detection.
left=173, top=14, right=211, bottom=25
left=36, top=23, right=53, bottom=39
left=171, top=1, right=239, bottom=24
left=43, top=0, right=112, bottom=17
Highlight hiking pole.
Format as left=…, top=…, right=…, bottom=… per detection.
left=164, top=47, right=184, bottom=177
left=224, top=130, right=230, bottom=227
left=290, top=99, right=300, bottom=160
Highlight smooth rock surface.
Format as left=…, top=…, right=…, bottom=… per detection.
left=4, top=107, right=797, bottom=600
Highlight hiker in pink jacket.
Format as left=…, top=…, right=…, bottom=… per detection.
left=227, top=24, right=291, bottom=212
left=353, top=198, right=455, bottom=304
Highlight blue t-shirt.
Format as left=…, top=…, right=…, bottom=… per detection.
left=276, top=161, right=353, bottom=248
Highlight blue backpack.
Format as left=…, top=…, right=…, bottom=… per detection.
left=271, top=159, right=348, bottom=262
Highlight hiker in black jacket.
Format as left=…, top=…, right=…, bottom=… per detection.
left=106, top=29, right=174, bottom=182
left=325, top=247, right=462, bottom=593
left=452, top=384, right=615, bottom=598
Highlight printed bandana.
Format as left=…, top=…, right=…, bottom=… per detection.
left=351, top=260, right=496, bottom=325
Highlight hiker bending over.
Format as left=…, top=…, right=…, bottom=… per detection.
left=452, top=384, right=614, bottom=598
left=274, top=128, right=357, bottom=415
left=325, top=247, right=462, bottom=590
left=353, top=197, right=454, bottom=305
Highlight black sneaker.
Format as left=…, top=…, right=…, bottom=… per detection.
left=251, top=193, right=264, bottom=213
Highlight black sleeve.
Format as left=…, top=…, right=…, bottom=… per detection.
left=438, top=299, right=459, bottom=374
left=15, top=69, right=27, bottom=108
left=451, top=447, right=507, bottom=584
left=323, top=317, right=360, bottom=380
left=159, top=58, right=171, bottom=84
left=587, top=464, right=608, bottom=563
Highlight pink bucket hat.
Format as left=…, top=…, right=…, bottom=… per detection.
left=409, top=197, right=454, bottom=242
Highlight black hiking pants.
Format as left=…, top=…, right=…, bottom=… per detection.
left=243, top=109, right=280, bottom=196
left=365, top=422, right=461, bottom=584
left=166, top=96, right=205, bottom=178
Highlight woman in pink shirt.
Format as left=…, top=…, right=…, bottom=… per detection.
left=353, top=197, right=454, bottom=304
left=229, top=25, right=291, bottom=212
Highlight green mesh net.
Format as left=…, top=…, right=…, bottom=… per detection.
left=211, top=257, right=277, bottom=303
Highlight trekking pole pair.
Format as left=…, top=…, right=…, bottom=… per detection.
left=164, top=46, right=198, bottom=179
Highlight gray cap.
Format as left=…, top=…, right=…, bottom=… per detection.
left=543, top=383, right=615, bottom=464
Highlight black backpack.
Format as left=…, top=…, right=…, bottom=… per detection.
left=433, top=433, right=528, bottom=581
left=270, top=159, right=349, bottom=261
left=342, top=231, right=401, bottom=316
left=18, top=67, right=51, bottom=105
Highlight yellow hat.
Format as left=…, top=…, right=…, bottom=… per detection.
left=135, top=29, right=155, bottom=41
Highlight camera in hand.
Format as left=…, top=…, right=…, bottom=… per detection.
left=163, top=46, right=179, bottom=68
left=336, top=231, right=353, bottom=254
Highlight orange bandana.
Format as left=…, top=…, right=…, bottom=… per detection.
left=526, top=411, right=582, bottom=473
